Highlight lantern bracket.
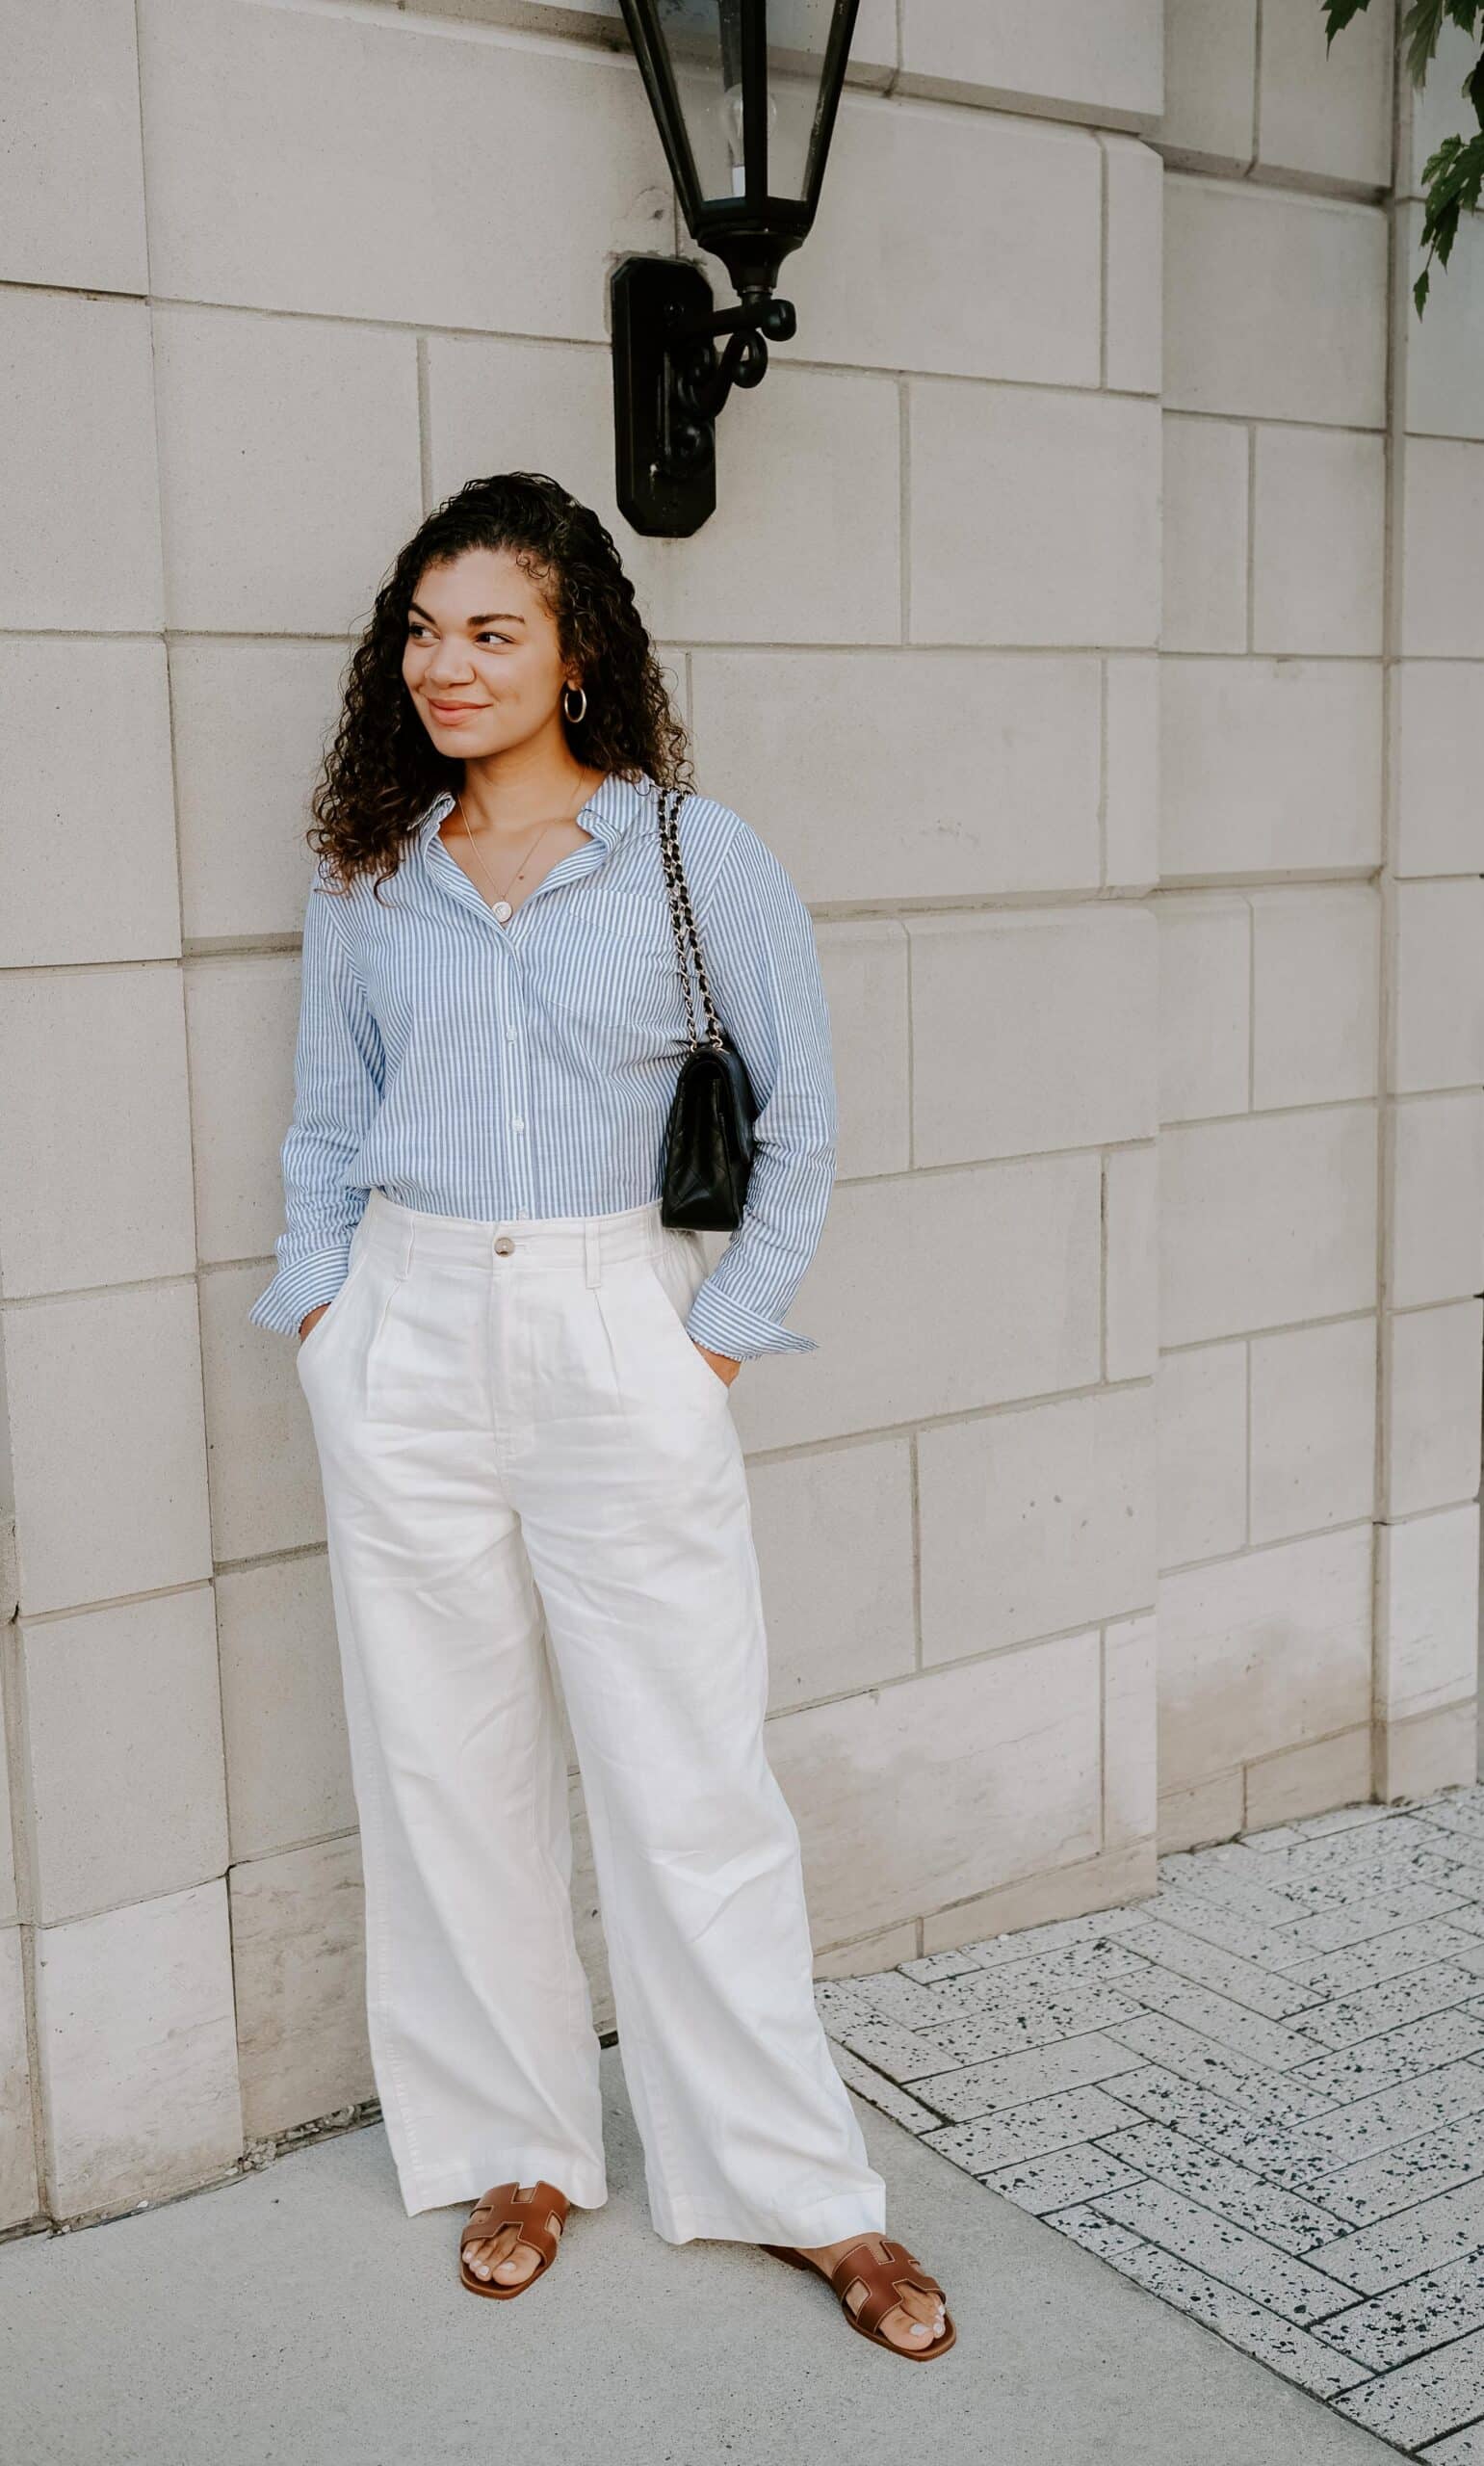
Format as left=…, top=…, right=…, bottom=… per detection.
left=612, top=253, right=795, bottom=538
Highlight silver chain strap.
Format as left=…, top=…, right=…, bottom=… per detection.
left=657, top=784, right=725, bottom=1053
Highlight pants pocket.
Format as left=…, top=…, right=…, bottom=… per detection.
left=644, top=1238, right=732, bottom=1408
left=294, top=1241, right=373, bottom=1378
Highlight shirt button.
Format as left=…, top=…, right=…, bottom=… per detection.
left=511, top=1118, right=525, bottom=1133
left=506, top=1025, right=518, bottom=1040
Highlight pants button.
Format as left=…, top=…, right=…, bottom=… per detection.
left=493, top=1234, right=515, bottom=1255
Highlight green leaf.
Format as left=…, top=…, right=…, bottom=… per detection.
left=1320, top=0, right=1374, bottom=40
left=1403, top=0, right=1447, bottom=84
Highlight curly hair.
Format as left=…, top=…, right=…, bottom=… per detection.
left=307, top=472, right=693, bottom=897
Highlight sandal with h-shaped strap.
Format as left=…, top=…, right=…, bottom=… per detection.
left=762, top=2235, right=957, bottom=2359
left=459, top=2179, right=569, bottom=2299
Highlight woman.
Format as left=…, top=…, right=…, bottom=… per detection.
left=249, top=472, right=955, bottom=2361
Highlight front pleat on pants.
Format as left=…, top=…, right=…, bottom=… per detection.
left=295, top=1187, right=888, bottom=2244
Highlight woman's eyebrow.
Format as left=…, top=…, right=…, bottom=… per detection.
left=406, top=601, right=527, bottom=626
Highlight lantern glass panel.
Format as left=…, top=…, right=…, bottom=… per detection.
left=656, top=0, right=841, bottom=205
left=766, top=1, right=840, bottom=200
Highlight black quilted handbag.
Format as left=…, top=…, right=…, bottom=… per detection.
left=656, top=784, right=758, bottom=1229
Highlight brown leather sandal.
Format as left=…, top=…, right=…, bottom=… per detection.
left=761, top=2236, right=957, bottom=2359
left=459, top=2179, right=569, bottom=2299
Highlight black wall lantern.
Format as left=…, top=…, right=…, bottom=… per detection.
left=612, top=0, right=861, bottom=536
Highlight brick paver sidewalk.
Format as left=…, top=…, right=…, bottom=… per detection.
left=816, top=1787, right=1484, bottom=2457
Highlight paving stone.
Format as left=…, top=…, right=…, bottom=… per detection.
left=843, top=1967, right=990, bottom=2031
left=1282, top=1885, right=1477, bottom=1954
left=920, top=2084, right=1140, bottom=2175
left=1146, top=1889, right=1317, bottom=1976
left=1188, top=1849, right=1355, bottom=1918
left=1283, top=1815, right=1465, bottom=1873
left=1155, top=1857, right=1334, bottom=1931
left=1318, top=1838, right=1484, bottom=1891
left=813, top=1979, right=883, bottom=2037
left=1051, top=2205, right=1368, bottom=2400
left=960, top=1907, right=1148, bottom=1966
left=901, top=1984, right=1149, bottom=2070
left=1311, top=2114, right=1484, bottom=2229
left=1106, top=2010, right=1338, bottom=2119
left=1114, top=1968, right=1325, bottom=2068
left=1407, top=1830, right=1484, bottom=1888
left=1117, top=1918, right=1325, bottom=2018
left=1281, top=1919, right=1484, bottom=2003
left=898, top=1948, right=985, bottom=1983
left=896, top=2031, right=1145, bottom=2125
left=982, top=2142, right=1145, bottom=2217
left=1285, top=1805, right=1397, bottom=1844
left=944, top=1973, right=1147, bottom=2031
left=1424, top=2421, right=1484, bottom=2461
left=1293, top=1961, right=1484, bottom=2052
left=1091, top=2120, right=1347, bottom=2255
left=827, top=2042, right=944, bottom=2134
left=1308, top=2176, right=1484, bottom=2296
left=1377, top=1850, right=1484, bottom=1898
left=836, top=2019, right=961, bottom=2084
left=1290, top=2007, right=1484, bottom=2102
left=1335, top=2324, right=1484, bottom=2447
left=1252, top=2060, right=1484, bottom=2191
left=1087, top=2178, right=1358, bottom=2323
left=1191, top=1843, right=1307, bottom=1882
left=1100, top=2063, right=1323, bottom=2181
left=1418, top=1793, right=1484, bottom=1850
left=1284, top=1843, right=1471, bottom=1896
left=947, top=1938, right=1146, bottom=1995
left=1314, top=2246, right=1484, bottom=2370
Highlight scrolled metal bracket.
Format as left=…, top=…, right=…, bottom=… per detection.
left=612, top=253, right=796, bottom=537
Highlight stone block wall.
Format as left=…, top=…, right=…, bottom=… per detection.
left=0, top=0, right=1477, bottom=2231
left=1154, top=4, right=1482, bottom=1845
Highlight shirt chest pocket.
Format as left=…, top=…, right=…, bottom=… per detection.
left=539, top=887, right=692, bottom=1054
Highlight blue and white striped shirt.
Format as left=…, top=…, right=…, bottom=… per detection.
left=248, top=770, right=838, bottom=1359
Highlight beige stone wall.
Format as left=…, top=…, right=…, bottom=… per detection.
left=1155, top=3, right=1483, bottom=1846
left=0, top=0, right=1476, bottom=2230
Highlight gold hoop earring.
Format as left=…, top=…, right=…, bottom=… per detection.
left=562, top=683, right=587, bottom=724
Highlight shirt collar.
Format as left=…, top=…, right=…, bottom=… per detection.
left=416, top=769, right=654, bottom=852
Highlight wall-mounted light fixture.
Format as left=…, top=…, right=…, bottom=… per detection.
left=612, top=0, right=860, bottom=537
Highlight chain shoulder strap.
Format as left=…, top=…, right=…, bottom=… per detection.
left=657, top=785, right=725, bottom=1053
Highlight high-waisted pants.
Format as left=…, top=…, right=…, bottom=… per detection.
left=294, top=1186, right=888, bottom=2244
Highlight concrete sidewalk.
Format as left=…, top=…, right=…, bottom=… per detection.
left=0, top=2050, right=1398, bottom=2466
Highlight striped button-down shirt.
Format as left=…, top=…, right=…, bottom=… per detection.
left=248, top=770, right=838, bottom=1358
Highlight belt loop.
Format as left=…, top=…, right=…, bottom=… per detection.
left=401, top=1214, right=416, bottom=1278
left=584, top=1220, right=602, bottom=1288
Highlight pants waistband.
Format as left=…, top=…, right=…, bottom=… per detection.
left=358, top=1188, right=685, bottom=1285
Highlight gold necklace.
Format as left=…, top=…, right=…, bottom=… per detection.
left=455, top=778, right=586, bottom=924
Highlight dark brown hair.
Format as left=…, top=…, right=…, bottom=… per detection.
left=307, top=472, right=692, bottom=895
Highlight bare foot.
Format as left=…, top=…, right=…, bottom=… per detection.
left=793, top=2232, right=949, bottom=2351
left=462, top=2183, right=563, bottom=2288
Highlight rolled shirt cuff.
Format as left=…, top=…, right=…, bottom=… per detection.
left=247, top=1246, right=353, bottom=1337
left=684, top=1280, right=818, bottom=1361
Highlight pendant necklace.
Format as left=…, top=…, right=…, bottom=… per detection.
left=455, top=777, right=586, bottom=924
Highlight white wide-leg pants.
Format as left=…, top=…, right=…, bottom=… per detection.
left=295, top=1187, right=888, bottom=2244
